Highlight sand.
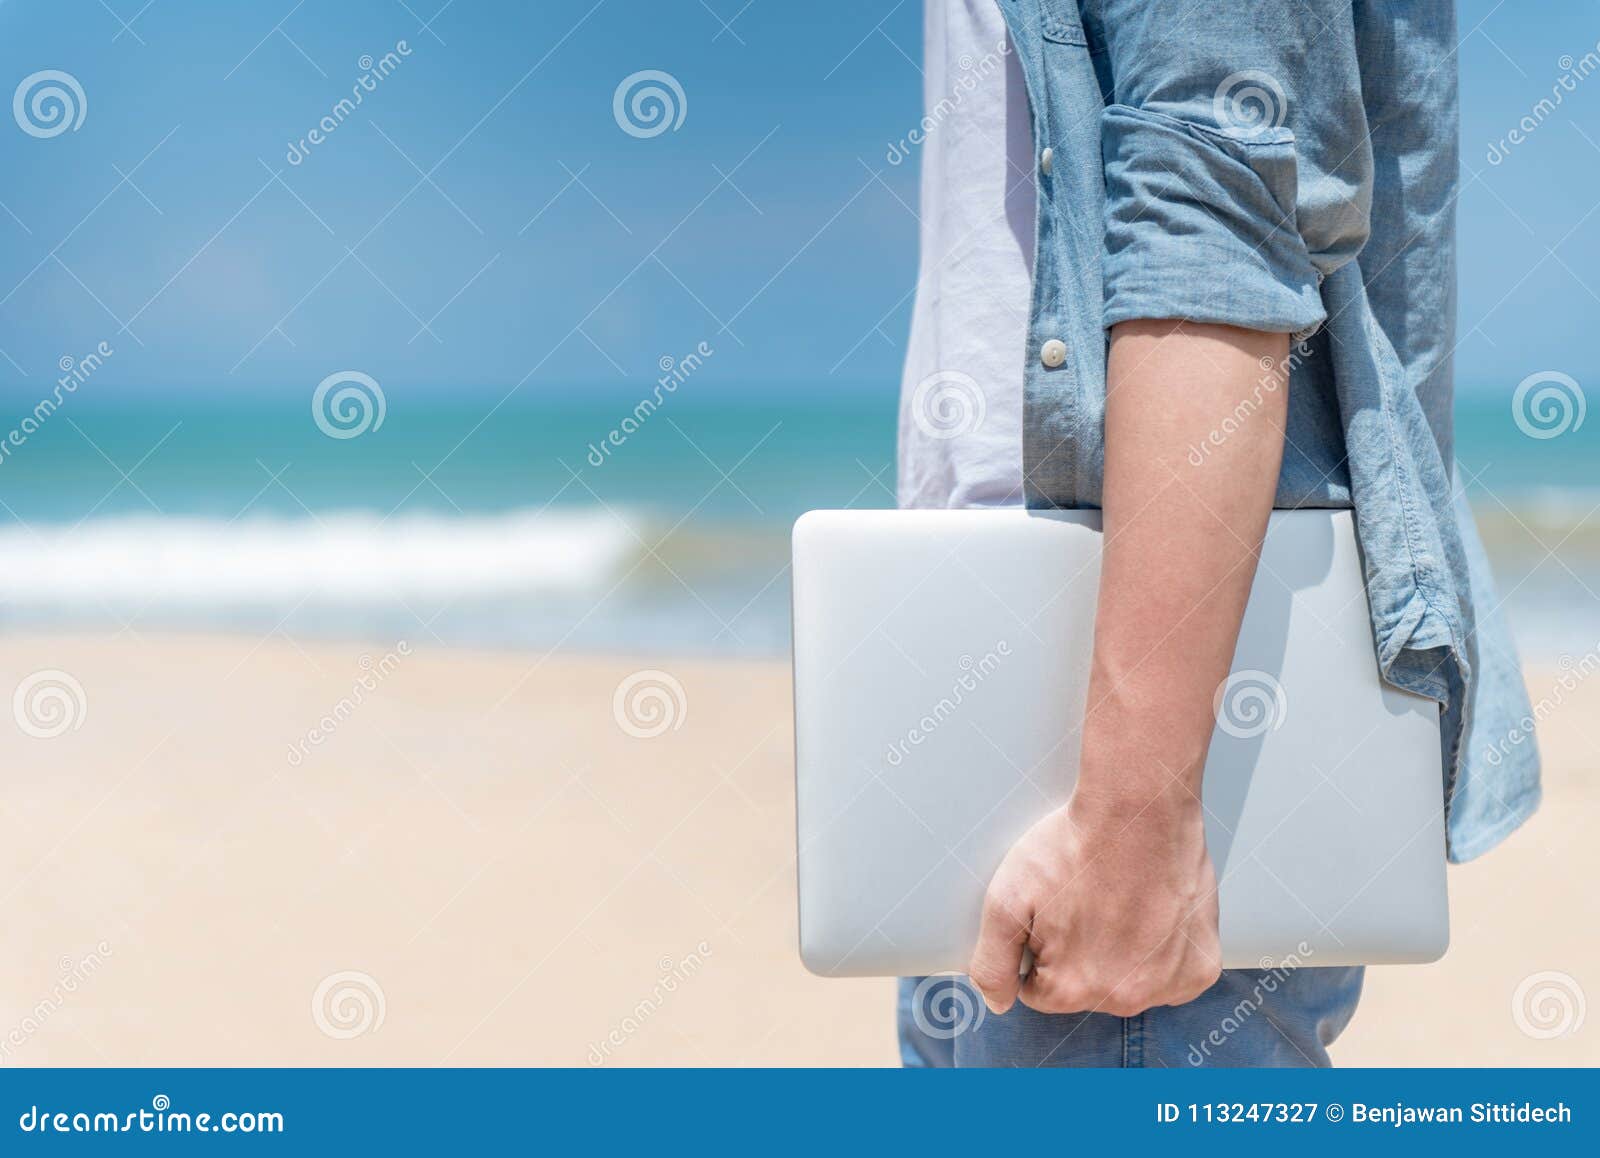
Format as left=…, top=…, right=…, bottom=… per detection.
left=1, top=633, right=1592, bottom=1066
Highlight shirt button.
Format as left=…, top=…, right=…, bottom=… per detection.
left=1040, top=147, right=1053, bottom=175
left=1040, top=338, right=1067, bottom=368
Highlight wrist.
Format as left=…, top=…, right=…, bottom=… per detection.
left=1068, top=776, right=1205, bottom=831
left=1074, top=717, right=1209, bottom=826
left=1076, top=672, right=1213, bottom=826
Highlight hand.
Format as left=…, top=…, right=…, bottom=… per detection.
left=967, top=786, right=1222, bottom=1017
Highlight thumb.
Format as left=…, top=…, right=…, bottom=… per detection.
left=967, top=882, right=1031, bottom=1015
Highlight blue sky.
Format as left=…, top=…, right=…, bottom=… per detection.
left=0, top=0, right=1596, bottom=399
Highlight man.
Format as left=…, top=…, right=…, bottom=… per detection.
left=897, top=0, right=1540, bottom=1067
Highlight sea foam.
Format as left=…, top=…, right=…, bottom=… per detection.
left=0, top=508, right=642, bottom=605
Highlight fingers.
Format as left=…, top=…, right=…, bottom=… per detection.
left=1019, top=963, right=1077, bottom=1014
left=1021, top=947, right=1223, bottom=1017
left=967, top=884, right=1032, bottom=1014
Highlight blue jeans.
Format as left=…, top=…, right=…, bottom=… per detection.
left=898, top=967, right=1363, bottom=1067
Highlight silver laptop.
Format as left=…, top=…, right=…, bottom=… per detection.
left=791, top=508, right=1447, bottom=976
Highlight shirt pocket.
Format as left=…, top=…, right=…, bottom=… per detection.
left=1039, top=0, right=1088, bottom=46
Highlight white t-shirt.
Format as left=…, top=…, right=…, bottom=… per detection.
left=897, top=0, right=1035, bottom=510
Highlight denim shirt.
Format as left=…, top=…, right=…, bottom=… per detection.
left=997, top=0, right=1539, bottom=861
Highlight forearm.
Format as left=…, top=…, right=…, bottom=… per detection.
left=1076, top=319, right=1288, bottom=819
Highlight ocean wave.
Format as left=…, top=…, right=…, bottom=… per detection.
left=0, top=509, right=648, bottom=606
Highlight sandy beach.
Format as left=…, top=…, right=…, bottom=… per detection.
left=2, top=633, right=1592, bottom=1066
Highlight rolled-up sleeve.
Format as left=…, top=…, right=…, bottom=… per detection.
left=1096, top=0, right=1374, bottom=337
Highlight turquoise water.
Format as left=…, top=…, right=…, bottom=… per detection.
left=1, top=387, right=1594, bottom=658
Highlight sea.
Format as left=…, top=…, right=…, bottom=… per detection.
left=1, top=386, right=1595, bottom=661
